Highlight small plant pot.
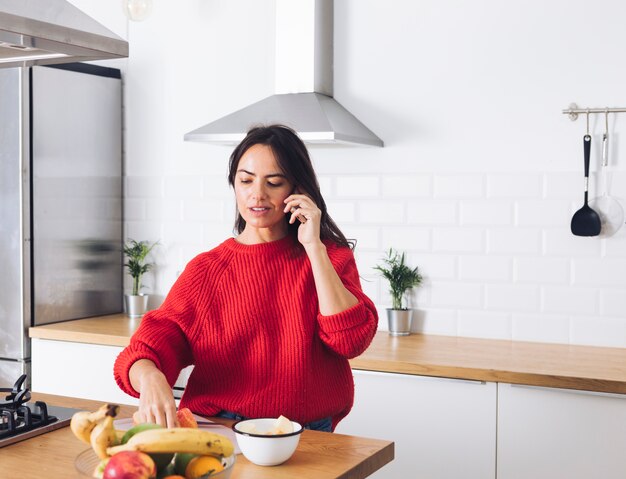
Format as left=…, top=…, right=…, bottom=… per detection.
left=124, top=294, right=148, bottom=318
left=386, top=308, right=413, bottom=336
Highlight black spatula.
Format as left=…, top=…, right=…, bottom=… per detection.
left=571, top=134, right=601, bottom=236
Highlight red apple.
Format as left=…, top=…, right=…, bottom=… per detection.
left=176, top=408, right=198, bottom=428
left=103, top=451, right=156, bottom=479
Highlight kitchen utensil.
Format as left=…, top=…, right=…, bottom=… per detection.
left=571, top=134, right=601, bottom=236
left=588, top=111, right=624, bottom=236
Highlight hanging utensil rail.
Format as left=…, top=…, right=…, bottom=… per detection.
left=563, top=103, right=626, bottom=121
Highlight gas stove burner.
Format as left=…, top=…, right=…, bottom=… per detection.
left=0, top=374, right=31, bottom=409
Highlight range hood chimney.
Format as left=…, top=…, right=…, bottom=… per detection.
left=0, top=0, right=128, bottom=68
left=184, top=0, right=383, bottom=147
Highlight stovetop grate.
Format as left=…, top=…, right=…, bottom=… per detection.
left=0, top=374, right=58, bottom=440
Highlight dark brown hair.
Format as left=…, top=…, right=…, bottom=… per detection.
left=228, top=124, right=354, bottom=249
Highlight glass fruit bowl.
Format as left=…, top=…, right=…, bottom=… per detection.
left=75, top=448, right=236, bottom=478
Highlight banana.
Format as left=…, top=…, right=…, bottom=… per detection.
left=70, top=403, right=119, bottom=444
left=91, top=415, right=119, bottom=459
left=106, top=428, right=234, bottom=458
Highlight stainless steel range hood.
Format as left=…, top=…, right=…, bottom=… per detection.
left=184, top=0, right=383, bottom=147
left=0, top=0, right=128, bottom=68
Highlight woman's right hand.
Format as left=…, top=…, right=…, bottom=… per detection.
left=129, top=359, right=179, bottom=428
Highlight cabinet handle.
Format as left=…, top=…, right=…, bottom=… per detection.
left=509, top=383, right=626, bottom=399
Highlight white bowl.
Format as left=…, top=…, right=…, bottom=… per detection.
left=232, top=418, right=303, bottom=466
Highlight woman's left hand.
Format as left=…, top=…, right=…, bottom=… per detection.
left=284, top=193, right=322, bottom=247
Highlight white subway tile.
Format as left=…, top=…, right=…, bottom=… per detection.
left=326, top=201, right=356, bottom=223
left=543, top=286, right=599, bottom=315
left=486, top=284, right=539, bottom=312
left=569, top=316, right=626, bottom=347
left=487, top=228, right=541, bottom=254
left=458, top=311, right=512, bottom=340
left=514, top=257, right=570, bottom=284
left=343, top=226, right=380, bottom=250
left=434, top=174, right=484, bottom=198
left=357, top=200, right=405, bottom=223
left=163, top=221, right=204, bottom=243
left=336, top=176, right=380, bottom=197
left=382, top=175, right=432, bottom=197
left=126, top=176, right=163, bottom=198
left=430, top=281, right=483, bottom=308
left=460, top=201, right=512, bottom=226
left=164, top=176, right=203, bottom=198
left=183, top=199, right=225, bottom=222
left=204, top=222, right=236, bottom=249
left=419, top=309, right=458, bottom=336
left=355, top=251, right=384, bottom=275
left=516, top=200, right=571, bottom=226
left=317, top=176, right=333, bottom=198
left=411, top=254, right=456, bottom=280
left=433, top=227, right=484, bottom=253
left=487, top=174, right=543, bottom=198
left=203, top=175, right=232, bottom=198
left=544, top=172, right=583, bottom=199
left=125, top=221, right=162, bottom=243
left=543, top=229, right=602, bottom=256
left=146, top=199, right=182, bottom=221
left=459, top=255, right=512, bottom=281
left=600, top=289, right=626, bottom=316
left=511, top=314, right=570, bottom=344
left=124, top=198, right=146, bottom=221
left=406, top=200, right=457, bottom=225
left=572, top=258, right=626, bottom=286
left=605, top=233, right=626, bottom=257
left=381, top=226, right=431, bottom=251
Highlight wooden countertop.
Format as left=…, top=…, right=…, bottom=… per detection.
left=3, top=393, right=393, bottom=479
left=30, top=315, right=626, bottom=394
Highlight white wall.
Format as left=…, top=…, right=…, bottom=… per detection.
left=80, top=0, right=626, bottom=347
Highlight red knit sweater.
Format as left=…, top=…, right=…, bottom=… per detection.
left=113, top=235, right=378, bottom=429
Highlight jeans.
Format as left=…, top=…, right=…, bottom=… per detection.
left=216, top=411, right=332, bottom=432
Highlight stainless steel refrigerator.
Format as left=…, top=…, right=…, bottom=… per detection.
left=0, top=63, right=123, bottom=388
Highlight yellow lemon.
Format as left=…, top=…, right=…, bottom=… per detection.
left=185, top=455, right=225, bottom=478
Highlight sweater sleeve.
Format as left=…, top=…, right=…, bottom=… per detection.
left=113, top=256, right=205, bottom=397
left=316, top=246, right=378, bottom=359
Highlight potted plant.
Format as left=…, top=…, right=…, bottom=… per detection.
left=123, top=239, right=158, bottom=318
left=374, top=248, right=423, bottom=336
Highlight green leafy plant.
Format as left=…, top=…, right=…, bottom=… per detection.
left=374, top=248, right=422, bottom=310
left=123, top=239, right=158, bottom=296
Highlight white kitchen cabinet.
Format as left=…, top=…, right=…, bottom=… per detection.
left=336, top=370, right=497, bottom=479
left=31, top=339, right=192, bottom=405
left=31, top=338, right=133, bottom=404
left=497, top=382, right=626, bottom=479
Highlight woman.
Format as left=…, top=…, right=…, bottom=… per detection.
left=113, top=124, right=378, bottom=432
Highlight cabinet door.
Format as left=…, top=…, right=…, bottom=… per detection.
left=497, top=383, right=626, bottom=479
left=335, top=370, right=497, bottom=479
left=31, top=339, right=136, bottom=404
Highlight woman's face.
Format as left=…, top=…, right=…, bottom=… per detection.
left=234, top=144, right=295, bottom=237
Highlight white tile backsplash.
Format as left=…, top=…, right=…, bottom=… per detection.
left=542, top=286, right=599, bottom=316
left=433, top=227, right=484, bottom=253
left=336, top=176, right=380, bottom=197
left=485, top=284, right=540, bottom=312
left=600, top=290, right=626, bottom=316
left=487, top=174, right=543, bottom=199
left=434, top=174, right=484, bottom=198
left=406, top=200, right=457, bottom=225
left=121, top=0, right=626, bottom=348
left=458, top=310, right=512, bottom=340
left=382, top=175, right=432, bottom=197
